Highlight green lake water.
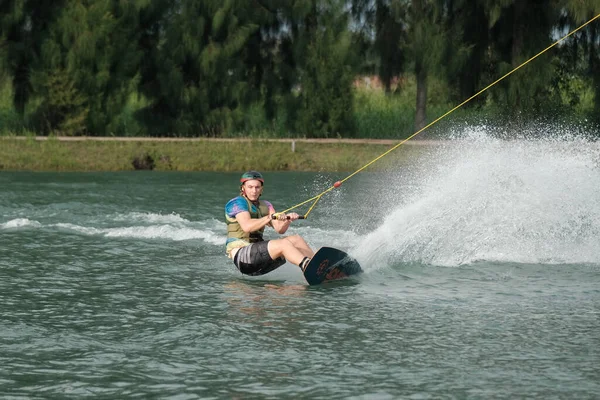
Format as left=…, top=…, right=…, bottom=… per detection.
left=1, top=135, right=600, bottom=399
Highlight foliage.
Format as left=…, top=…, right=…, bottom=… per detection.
left=137, top=0, right=261, bottom=136
left=29, top=69, right=89, bottom=135
left=293, top=1, right=356, bottom=137
left=0, top=0, right=599, bottom=137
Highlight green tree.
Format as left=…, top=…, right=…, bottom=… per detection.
left=0, top=0, right=65, bottom=115
left=34, top=1, right=139, bottom=134
left=29, top=68, right=89, bottom=135
left=224, top=0, right=358, bottom=138
left=441, top=0, right=490, bottom=105
left=291, top=0, right=357, bottom=137
left=2, top=0, right=154, bottom=135
left=484, top=0, right=562, bottom=113
left=352, top=0, right=447, bottom=132
left=374, top=0, right=406, bottom=93
left=138, top=0, right=259, bottom=136
left=351, top=0, right=408, bottom=92
left=407, top=0, right=445, bottom=130
left=559, top=0, right=600, bottom=122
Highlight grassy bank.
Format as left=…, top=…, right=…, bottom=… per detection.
left=0, top=137, right=429, bottom=172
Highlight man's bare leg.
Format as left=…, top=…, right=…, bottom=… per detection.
left=268, top=236, right=314, bottom=266
left=283, top=235, right=314, bottom=258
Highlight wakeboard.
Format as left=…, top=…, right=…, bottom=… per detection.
left=302, top=247, right=362, bottom=285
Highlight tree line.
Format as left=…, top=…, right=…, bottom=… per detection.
left=1, top=0, right=599, bottom=137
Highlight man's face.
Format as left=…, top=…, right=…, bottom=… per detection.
left=242, top=180, right=263, bottom=201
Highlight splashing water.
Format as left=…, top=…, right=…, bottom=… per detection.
left=356, top=126, right=600, bottom=267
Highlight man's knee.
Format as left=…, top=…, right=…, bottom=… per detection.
left=270, top=236, right=305, bottom=253
left=271, top=237, right=288, bottom=247
left=286, top=234, right=302, bottom=243
left=267, top=240, right=282, bottom=259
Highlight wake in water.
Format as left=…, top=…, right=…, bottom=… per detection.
left=355, top=125, right=600, bottom=267
left=0, top=212, right=225, bottom=245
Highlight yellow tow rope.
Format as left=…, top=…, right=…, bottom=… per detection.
left=277, top=13, right=600, bottom=219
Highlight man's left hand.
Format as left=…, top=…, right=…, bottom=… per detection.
left=275, top=212, right=300, bottom=221
left=286, top=212, right=300, bottom=221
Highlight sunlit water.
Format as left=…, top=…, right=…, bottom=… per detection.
left=1, top=130, right=600, bottom=399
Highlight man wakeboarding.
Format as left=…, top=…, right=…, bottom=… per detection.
left=225, top=171, right=314, bottom=276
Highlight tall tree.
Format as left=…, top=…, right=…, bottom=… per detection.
left=138, top=0, right=259, bottom=136
left=28, top=0, right=153, bottom=135
left=442, top=0, right=489, bottom=104
left=485, top=0, right=562, bottom=113
left=0, top=0, right=65, bottom=115
left=374, top=0, right=406, bottom=93
left=560, top=0, right=600, bottom=122
left=291, top=0, right=357, bottom=137
left=407, top=0, right=444, bottom=131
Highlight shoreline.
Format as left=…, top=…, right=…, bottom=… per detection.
left=2, top=136, right=598, bottom=172
left=0, top=136, right=433, bottom=172
left=3, top=135, right=442, bottom=145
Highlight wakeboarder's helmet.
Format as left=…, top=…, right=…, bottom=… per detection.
left=240, top=171, right=264, bottom=185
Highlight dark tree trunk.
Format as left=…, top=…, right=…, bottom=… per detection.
left=590, top=23, right=600, bottom=124
left=510, top=1, right=527, bottom=107
left=415, top=58, right=427, bottom=131
left=459, top=3, right=487, bottom=102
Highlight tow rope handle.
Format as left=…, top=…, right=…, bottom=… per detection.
left=272, top=214, right=306, bottom=220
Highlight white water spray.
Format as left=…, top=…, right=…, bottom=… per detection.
left=356, top=126, right=600, bottom=267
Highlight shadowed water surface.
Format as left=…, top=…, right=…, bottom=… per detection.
left=1, top=132, right=600, bottom=399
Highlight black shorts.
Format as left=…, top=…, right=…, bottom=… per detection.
left=233, top=241, right=286, bottom=276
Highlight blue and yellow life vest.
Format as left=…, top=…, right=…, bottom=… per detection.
left=225, top=196, right=270, bottom=256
